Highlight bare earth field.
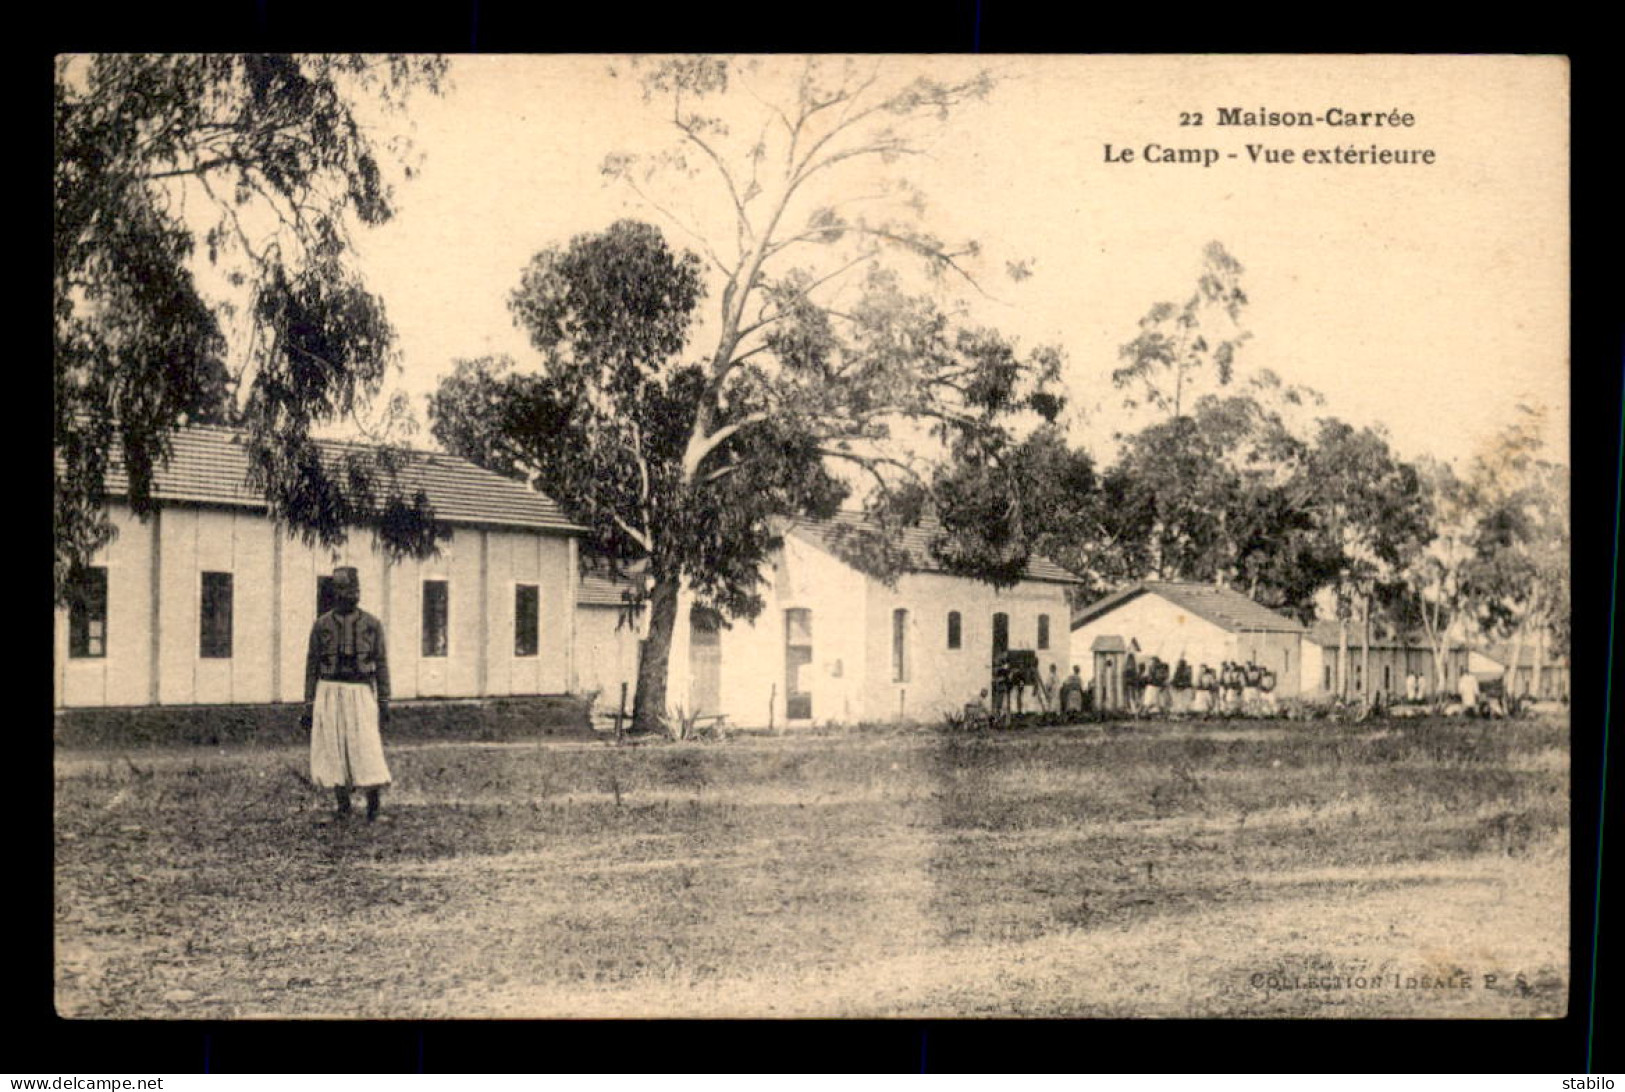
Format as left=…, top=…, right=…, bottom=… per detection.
left=54, top=715, right=1569, bottom=1019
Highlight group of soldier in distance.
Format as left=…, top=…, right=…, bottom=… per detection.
left=966, top=648, right=1519, bottom=730
left=293, top=561, right=1532, bottom=820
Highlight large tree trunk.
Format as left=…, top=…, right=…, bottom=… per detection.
left=1360, top=599, right=1373, bottom=706
left=631, top=575, right=681, bottom=735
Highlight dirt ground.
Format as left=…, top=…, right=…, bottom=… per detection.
left=54, top=715, right=1570, bottom=1019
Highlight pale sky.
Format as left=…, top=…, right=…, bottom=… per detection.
left=342, top=54, right=1569, bottom=471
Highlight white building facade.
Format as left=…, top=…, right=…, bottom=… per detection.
left=661, top=518, right=1078, bottom=728
left=1070, top=581, right=1311, bottom=697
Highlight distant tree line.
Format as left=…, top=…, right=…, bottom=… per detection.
left=1041, top=243, right=1567, bottom=699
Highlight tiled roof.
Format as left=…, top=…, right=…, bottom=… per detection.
left=789, top=512, right=1080, bottom=585
left=576, top=554, right=646, bottom=607
left=1073, top=581, right=1305, bottom=633
left=88, top=425, right=582, bottom=534
left=1305, top=620, right=1425, bottom=650
left=1303, top=621, right=1496, bottom=653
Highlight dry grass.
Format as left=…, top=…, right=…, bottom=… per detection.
left=54, top=715, right=1568, bottom=1019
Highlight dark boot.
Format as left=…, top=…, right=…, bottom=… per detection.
left=334, top=788, right=353, bottom=817
left=365, top=788, right=382, bottom=822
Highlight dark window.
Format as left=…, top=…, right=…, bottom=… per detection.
left=1324, top=664, right=1333, bottom=690
left=316, top=575, right=337, bottom=616
left=892, top=608, right=909, bottom=683
left=947, top=611, right=962, bottom=650
left=1383, top=664, right=1392, bottom=692
left=422, top=580, right=449, bottom=658
left=200, top=572, right=233, bottom=659
left=515, top=584, right=539, bottom=657
left=992, top=612, right=1009, bottom=656
left=67, top=566, right=107, bottom=659
left=1037, top=614, right=1051, bottom=651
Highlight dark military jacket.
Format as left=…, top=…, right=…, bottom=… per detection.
left=304, top=609, right=391, bottom=704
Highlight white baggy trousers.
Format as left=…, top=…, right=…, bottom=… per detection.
left=310, top=680, right=392, bottom=789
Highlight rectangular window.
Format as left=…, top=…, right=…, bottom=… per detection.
left=947, top=611, right=962, bottom=650
left=200, top=571, right=233, bottom=659
left=892, top=608, right=909, bottom=683
left=515, top=583, right=540, bottom=657
left=422, top=580, right=449, bottom=658
left=1383, top=664, right=1392, bottom=692
left=1324, top=664, right=1333, bottom=690
left=68, top=566, right=107, bottom=659
left=1037, top=614, right=1051, bottom=651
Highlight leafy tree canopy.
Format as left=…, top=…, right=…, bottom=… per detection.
left=431, top=58, right=1078, bottom=731
left=431, top=220, right=1070, bottom=621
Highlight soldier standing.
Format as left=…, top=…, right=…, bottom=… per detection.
left=1172, top=656, right=1193, bottom=715
left=1145, top=656, right=1170, bottom=715
left=1259, top=664, right=1278, bottom=715
left=1059, top=665, right=1087, bottom=717
left=1242, top=660, right=1263, bottom=713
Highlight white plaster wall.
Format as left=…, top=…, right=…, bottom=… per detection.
left=574, top=605, right=640, bottom=711
left=481, top=529, right=572, bottom=697
left=862, top=572, right=1073, bottom=723
left=55, top=503, right=154, bottom=708
left=708, top=533, right=868, bottom=728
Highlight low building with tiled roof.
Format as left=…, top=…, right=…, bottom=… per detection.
left=652, top=511, right=1079, bottom=728
left=1074, top=581, right=1306, bottom=635
left=1480, top=642, right=1570, bottom=701
left=1295, top=623, right=1568, bottom=702
left=55, top=425, right=588, bottom=710
left=1071, top=581, right=1310, bottom=706
left=1069, top=580, right=1561, bottom=707
left=87, top=424, right=582, bottom=532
